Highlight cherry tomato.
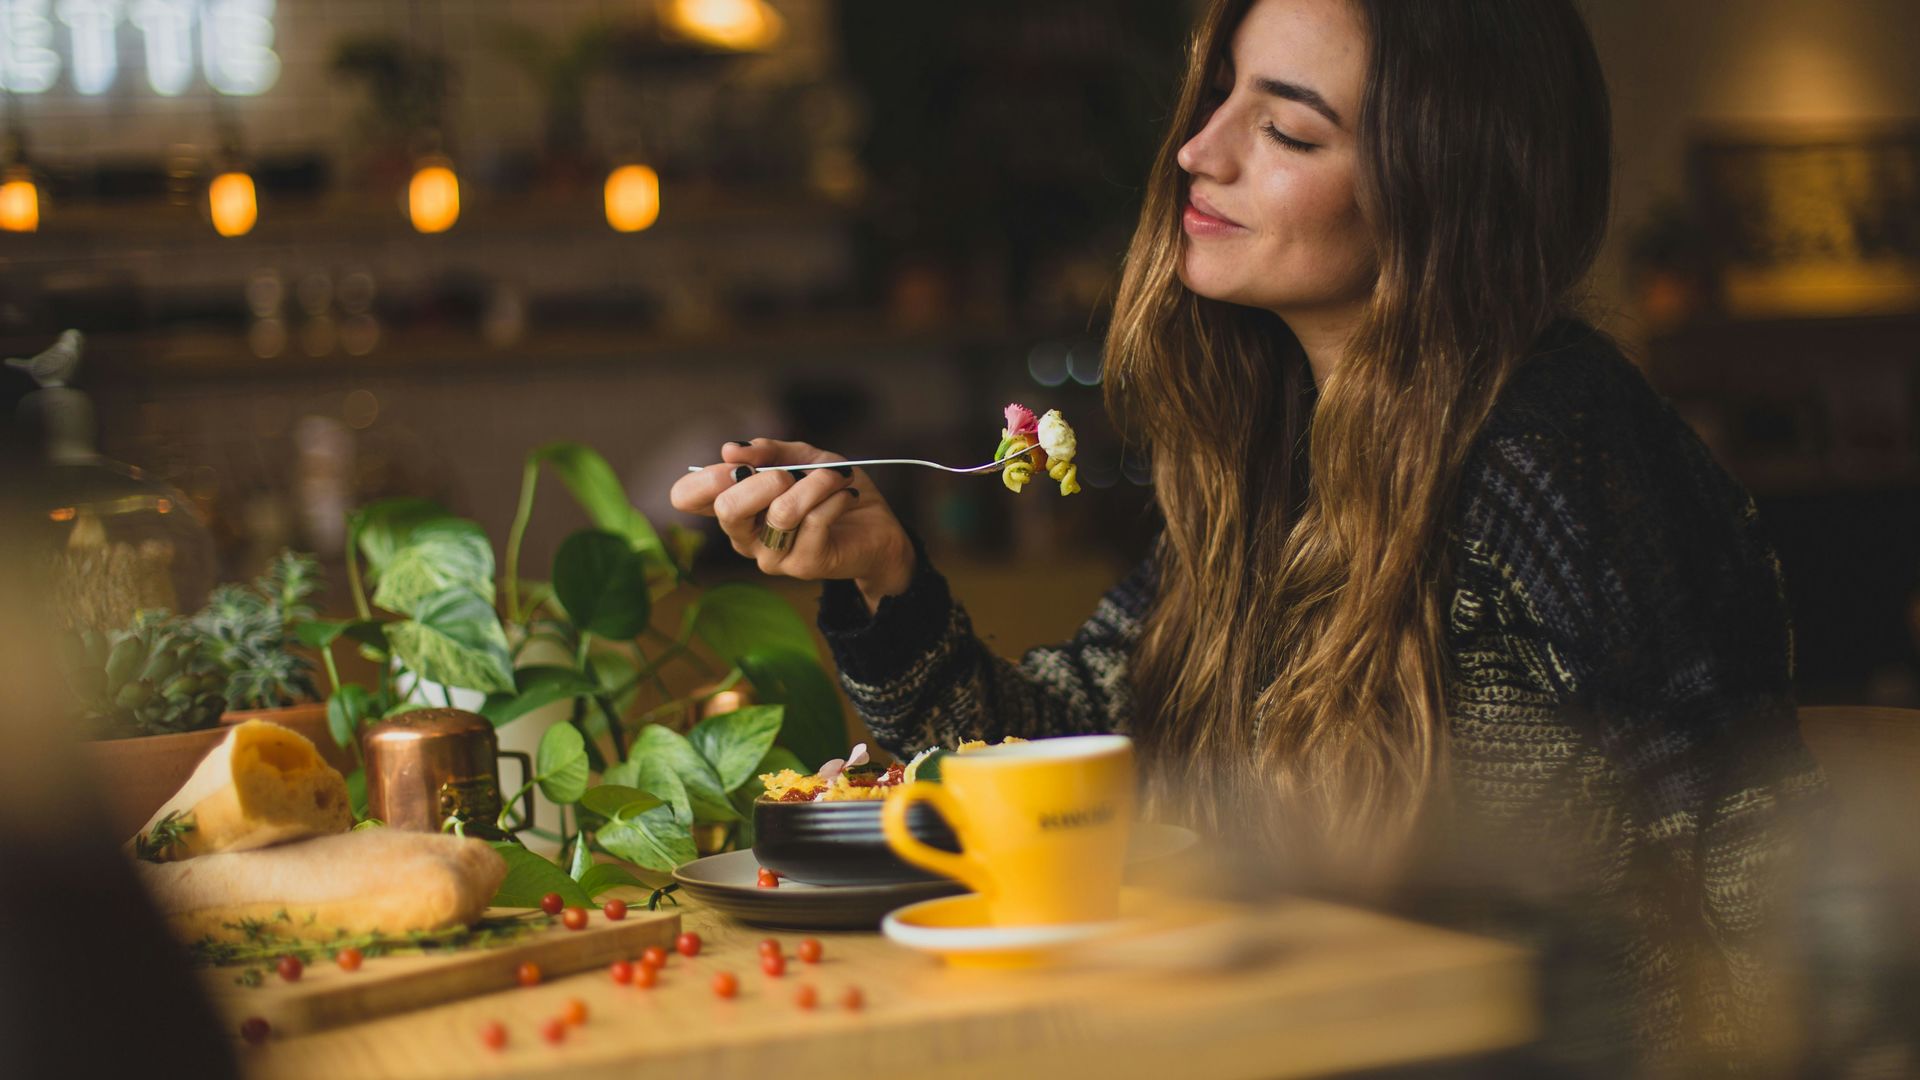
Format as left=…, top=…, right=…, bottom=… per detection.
left=757, top=867, right=779, bottom=888
left=634, top=964, right=658, bottom=989
left=479, top=1020, right=507, bottom=1051
left=517, top=960, right=542, bottom=987
left=561, top=906, right=589, bottom=931
left=676, top=931, right=702, bottom=958
left=541, top=1017, right=568, bottom=1045
left=761, top=953, right=786, bottom=977
left=609, top=959, right=634, bottom=984
left=603, top=898, right=628, bottom=921
left=275, top=955, right=303, bottom=983
left=239, top=1017, right=271, bottom=1044
left=794, top=984, right=819, bottom=1010
left=756, top=938, right=782, bottom=958
left=841, top=985, right=864, bottom=1011
left=711, top=971, right=739, bottom=999
left=641, top=945, right=669, bottom=969
left=336, top=947, right=364, bottom=972
left=539, top=892, right=565, bottom=915
left=797, top=938, right=823, bottom=964
left=561, top=998, right=589, bottom=1026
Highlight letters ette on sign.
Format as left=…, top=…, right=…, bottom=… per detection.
left=1, top=0, right=278, bottom=97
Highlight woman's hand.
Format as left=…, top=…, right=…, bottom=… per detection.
left=669, top=438, right=915, bottom=612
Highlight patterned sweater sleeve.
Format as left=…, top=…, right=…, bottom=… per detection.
left=1454, top=347, right=1826, bottom=1058
left=815, top=532, right=1155, bottom=758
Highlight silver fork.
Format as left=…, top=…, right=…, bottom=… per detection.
left=686, top=443, right=1042, bottom=477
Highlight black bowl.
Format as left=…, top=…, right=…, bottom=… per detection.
left=751, top=797, right=961, bottom=886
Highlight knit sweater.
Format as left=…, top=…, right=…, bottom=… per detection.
left=816, top=318, right=1825, bottom=1067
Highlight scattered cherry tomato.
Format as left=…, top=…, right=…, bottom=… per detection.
left=796, top=938, right=823, bottom=964
left=275, top=955, right=303, bottom=983
left=841, top=986, right=864, bottom=1011
left=516, top=961, right=542, bottom=987
left=757, top=867, right=779, bottom=888
left=711, top=971, right=739, bottom=999
left=761, top=953, right=786, bottom=977
left=756, top=938, right=782, bottom=958
left=561, top=998, right=589, bottom=1026
left=641, top=945, right=669, bottom=969
left=539, top=892, right=565, bottom=915
left=479, top=1020, right=507, bottom=1051
left=602, top=898, right=628, bottom=921
left=794, top=985, right=819, bottom=1010
left=541, top=1017, right=568, bottom=1045
left=634, top=964, right=658, bottom=989
left=239, top=1017, right=271, bottom=1045
left=676, top=931, right=702, bottom=958
left=609, top=959, right=634, bottom=984
left=336, top=947, right=364, bottom=972
left=561, top=906, right=589, bottom=931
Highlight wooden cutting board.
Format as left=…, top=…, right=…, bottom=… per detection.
left=201, top=906, right=680, bottom=1038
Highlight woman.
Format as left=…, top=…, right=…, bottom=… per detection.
left=671, top=0, right=1822, bottom=1067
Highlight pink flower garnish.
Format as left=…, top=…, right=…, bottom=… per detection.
left=1002, top=403, right=1037, bottom=439
left=847, top=743, right=870, bottom=768
left=814, top=743, right=870, bottom=787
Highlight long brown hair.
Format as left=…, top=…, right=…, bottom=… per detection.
left=1108, top=0, right=1612, bottom=872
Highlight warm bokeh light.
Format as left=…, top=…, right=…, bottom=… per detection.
left=0, top=171, right=39, bottom=232
left=408, top=160, right=460, bottom=234
left=666, top=0, right=783, bottom=51
left=208, top=171, right=258, bottom=237
left=605, top=164, right=661, bottom=233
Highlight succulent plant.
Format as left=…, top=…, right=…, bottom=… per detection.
left=189, top=550, right=322, bottom=711
left=67, top=610, right=229, bottom=738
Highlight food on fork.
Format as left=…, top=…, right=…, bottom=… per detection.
left=995, top=403, right=1079, bottom=495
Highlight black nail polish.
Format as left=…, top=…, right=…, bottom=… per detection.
left=844, top=487, right=860, bottom=498
left=832, top=465, right=853, bottom=479
left=728, top=438, right=754, bottom=447
left=730, top=465, right=753, bottom=482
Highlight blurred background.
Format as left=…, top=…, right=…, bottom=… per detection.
left=2, top=0, right=1918, bottom=706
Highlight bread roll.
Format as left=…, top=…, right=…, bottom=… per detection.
left=132, top=719, right=351, bottom=860
left=138, top=829, right=508, bottom=941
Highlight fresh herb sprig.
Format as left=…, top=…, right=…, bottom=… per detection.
left=133, top=810, right=196, bottom=862
left=188, top=910, right=552, bottom=971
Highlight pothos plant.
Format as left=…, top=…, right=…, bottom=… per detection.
left=299, top=442, right=843, bottom=903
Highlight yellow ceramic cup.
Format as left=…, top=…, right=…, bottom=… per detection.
left=881, top=734, right=1135, bottom=926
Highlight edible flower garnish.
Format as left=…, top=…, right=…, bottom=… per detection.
left=995, top=403, right=1079, bottom=496
left=759, top=737, right=1029, bottom=802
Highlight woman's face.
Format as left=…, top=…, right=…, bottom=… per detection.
left=1176, top=0, right=1375, bottom=319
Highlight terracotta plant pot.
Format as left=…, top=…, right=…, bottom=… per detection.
left=80, top=701, right=352, bottom=841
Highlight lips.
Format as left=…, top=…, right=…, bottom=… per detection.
left=1186, top=190, right=1241, bottom=228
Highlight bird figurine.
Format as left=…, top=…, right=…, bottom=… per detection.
left=6, top=328, right=83, bottom=387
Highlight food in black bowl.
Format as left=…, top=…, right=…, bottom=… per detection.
left=750, top=743, right=970, bottom=886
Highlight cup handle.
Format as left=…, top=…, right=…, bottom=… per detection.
left=499, top=750, right=535, bottom=833
left=882, top=785, right=996, bottom=898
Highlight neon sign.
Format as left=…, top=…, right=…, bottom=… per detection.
left=0, top=0, right=277, bottom=96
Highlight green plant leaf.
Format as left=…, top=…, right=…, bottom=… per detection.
left=578, top=862, right=649, bottom=899
left=602, top=751, right=691, bottom=824
left=294, top=618, right=388, bottom=653
left=480, top=665, right=600, bottom=728
left=348, top=498, right=456, bottom=576
left=488, top=841, right=591, bottom=908
left=551, top=530, right=651, bottom=639
left=568, top=835, right=593, bottom=881
left=754, top=745, right=809, bottom=780
left=691, top=583, right=818, bottom=662
left=346, top=766, right=368, bottom=819
left=738, top=649, right=846, bottom=770
left=384, top=589, right=514, bottom=695
left=596, top=804, right=696, bottom=872
left=535, top=722, right=590, bottom=804
left=688, top=705, right=784, bottom=792
left=373, top=519, right=496, bottom=615
left=528, top=443, right=670, bottom=571
left=631, top=723, right=738, bottom=823
left=327, top=684, right=373, bottom=750
left=579, top=784, right=664, bottom=820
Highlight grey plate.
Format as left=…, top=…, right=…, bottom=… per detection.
left=672, top=822, right=1198, bottom=932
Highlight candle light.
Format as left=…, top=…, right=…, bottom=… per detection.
left=209, top=170, right=257, bottom=237
left=408, top=158, right=460, bottom=234
left=0, top=168, right=40, bottom=233
left=604, top=164, right=660, bottom=233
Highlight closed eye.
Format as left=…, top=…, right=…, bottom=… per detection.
left=1262, top=122, right=1317, bottom=153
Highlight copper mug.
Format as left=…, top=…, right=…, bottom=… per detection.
left=362, top=708, right=533, bottom=838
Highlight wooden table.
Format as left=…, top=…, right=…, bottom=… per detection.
left=241, top=890, right=1535, bottom=1080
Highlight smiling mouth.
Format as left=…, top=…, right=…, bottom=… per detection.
left=1185, top=192, right=1242, bottom=228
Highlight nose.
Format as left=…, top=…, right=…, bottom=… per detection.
left=1176, top=99, right=1238, bottom=184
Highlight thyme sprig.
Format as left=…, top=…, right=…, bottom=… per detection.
left=134, top=811, right=196, bottom=862
left=187, top=910, right=552, bottom=971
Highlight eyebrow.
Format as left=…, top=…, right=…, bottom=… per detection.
left=1254, top=76, right=1343, bottom=129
